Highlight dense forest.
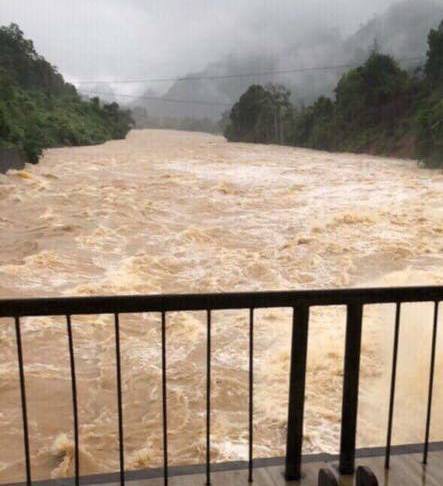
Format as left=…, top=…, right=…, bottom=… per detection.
left=0, top=24, right=133, bottom=163
left=224, top=21, right=443, bottom=168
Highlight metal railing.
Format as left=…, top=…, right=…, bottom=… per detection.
left=1, top=285, right=442, bottom=485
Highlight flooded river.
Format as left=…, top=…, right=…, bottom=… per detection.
left=0, top=130, right=442, bottom=482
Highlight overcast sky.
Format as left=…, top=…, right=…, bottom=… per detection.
left=1, top=0, right=399, bottom=87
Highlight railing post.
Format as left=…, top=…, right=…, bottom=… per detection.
left=339, top=303, right=363, bottom=475
left=285, top=304, right=309, bottom=481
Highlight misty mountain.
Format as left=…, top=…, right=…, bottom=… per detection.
left=345, top=0, right=443, bottom=62
left=133, top=0, right=443, bottom=121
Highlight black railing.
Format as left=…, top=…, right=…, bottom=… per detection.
left=1, top=285, right=442, bottom=485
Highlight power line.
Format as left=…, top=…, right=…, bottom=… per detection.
left=81, top=55, right=425, bottom=108
left=82, top=90, right=232, bottom=107
left=74, top=56, right=425, bottom=85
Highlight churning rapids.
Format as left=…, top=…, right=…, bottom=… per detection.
left=0, top=130, right=442, bottom=482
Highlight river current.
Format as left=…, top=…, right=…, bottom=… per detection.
left=0, top=130, right=442, bottom=482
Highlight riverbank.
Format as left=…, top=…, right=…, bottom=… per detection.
left=224, top=21, right=443, bottom=168
left=0, top=24, right=133, bottom=164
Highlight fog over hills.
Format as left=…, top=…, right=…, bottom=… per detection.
left=134, top=0, right=443, bottom=121
left=346, top=0, right=443, bottom=61
left=2, top=0, right=442, bottom=122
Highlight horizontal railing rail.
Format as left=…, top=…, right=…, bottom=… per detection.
left=1, top=285, right=443, bottom=316
left=0, top=285, right=442, bottom=486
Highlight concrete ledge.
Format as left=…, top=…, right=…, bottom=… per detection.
left=0, top=148, right=26, bottom=174
left=7, top=441, right=443, bottom=486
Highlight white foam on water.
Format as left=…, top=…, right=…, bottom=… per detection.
left=0, top=130, right=442, bottom=481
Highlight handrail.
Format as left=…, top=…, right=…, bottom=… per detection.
left=0, top=285, right=442, bottom=317
left=0, top=285, right=442, bottom=485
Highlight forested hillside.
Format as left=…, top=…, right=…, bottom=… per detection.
left=224, top=21, right=443, bottom=167
left=0, top=24, right=133, bottom=163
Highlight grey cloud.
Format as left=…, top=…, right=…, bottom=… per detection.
left=1, top=0, right=400, bottom=85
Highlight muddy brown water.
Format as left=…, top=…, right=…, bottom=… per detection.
left=0, top=130, right=442, bottom=483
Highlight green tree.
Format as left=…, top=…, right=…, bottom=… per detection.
left=224, top=84, right=292, bottom=144
left=335, top=53, right=409, bottom=125
left=0, top=23, right=133, bottom=164
left=416, top=99, right=443, bottom=167
left=293, top=96, right=337, bottom=150
left=425, top=20, right=443, bottom=83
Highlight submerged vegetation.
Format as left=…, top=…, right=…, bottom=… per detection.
left=0, top=24, right=133, bottom=163
left=225, top=21, right=443, bottom=168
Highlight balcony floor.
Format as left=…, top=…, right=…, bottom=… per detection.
left=101, top=450, right=443, bottom=486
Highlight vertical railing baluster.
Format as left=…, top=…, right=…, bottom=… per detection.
left=339, top=303, right=363, bottom=475
left=385, top=302, right=401, bottom=469
left=423, top=301, right=439, bottom=464
left=66, top=315, right=80, bottom=486
left=15, top=316, right=32, bottom=486
left=248, top=308, right=254, bottom=483
left=161, top=311, right=168, bottom=486
left=285, top=304, right=310, bottom=481
left=206, top=309, right=211, bottom=485
left=114, top=313, right=125, bottom=485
